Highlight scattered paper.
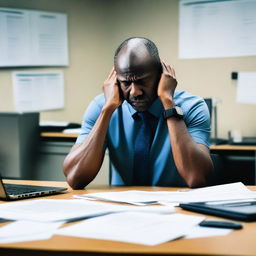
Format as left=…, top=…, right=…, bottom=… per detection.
left=74, top=190, right=163, bottom=205
left=56, top=212, right=204, bottom=246
left=63, top=128, right=82, bottom=134
left=236, top=72, right=256, bottom=105
left=76, top=182, right=256, bottom=205
left=185, top=225, right=232, bottom=239
left=0, top=199, right=174, bottom=222
left=40, top=121, right=69, bottom=127
left=0, top=220, right=64, bottom=244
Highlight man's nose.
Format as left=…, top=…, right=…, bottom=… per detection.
left=130, top=83, right=143, bottom=97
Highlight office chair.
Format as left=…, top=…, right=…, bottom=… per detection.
left=206, top=153, right=224, bottom=186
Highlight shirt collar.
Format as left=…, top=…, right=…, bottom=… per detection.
left=125, top=98, right=163, bottom=119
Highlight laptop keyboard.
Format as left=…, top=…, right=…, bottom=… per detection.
left=4, top=184, right=51, bottom=195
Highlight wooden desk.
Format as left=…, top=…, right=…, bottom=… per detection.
left=41, top=132, right=256, bottom=151
left=211, top=144, right=256, bottom=151
left=1, top=180, right=256, bottom=256
left=40, top=132, right=78, bottom=142
left=40, top=132, right=256, bottom=185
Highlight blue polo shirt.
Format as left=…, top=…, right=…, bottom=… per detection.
left=76, top=90, right=211, bottom=187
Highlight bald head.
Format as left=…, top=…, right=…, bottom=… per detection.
left=114, top=37, right=161, bottom=75
left=113, top=38, right=162, bottom=112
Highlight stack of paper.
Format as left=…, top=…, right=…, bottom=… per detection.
left=75, top=182, right=256, bottom=205
left=0, top=183, right=245, bottom=245
left=0, top=220, right=64, bottom=244
left=0, top=199, right=174, bottom=222
left=56, top=212, right=205, bottom=246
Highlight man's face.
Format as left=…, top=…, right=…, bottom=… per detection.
left=115, top=56, right=161, bottom=112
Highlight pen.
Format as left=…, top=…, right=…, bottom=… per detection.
left=199, top=220, right=243, bottom=229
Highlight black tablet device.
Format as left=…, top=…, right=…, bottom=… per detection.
left=180, top=200, right=256, bottom=221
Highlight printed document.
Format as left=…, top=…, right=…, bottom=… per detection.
left=0, top=7, right=68, bottom=67
left=12, top=71, right=64, bottom=112
left=0, top=220, right=64, bottom=244
left=76, top=182, right=256, bottom=205
left=0, top=199, right=174, bottom=222
left=236, top=72, right=256, bottom=105
left=179, top=0, right=256, bottom=58
left=56, top=212, right=204, bottom=246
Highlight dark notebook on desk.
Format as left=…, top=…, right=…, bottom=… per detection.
left=0, top=175, right=67, bottom=201
left=180, top=200, right=256, bottom=221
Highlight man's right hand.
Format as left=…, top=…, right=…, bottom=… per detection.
left=103, top=68, right=123, bottom=111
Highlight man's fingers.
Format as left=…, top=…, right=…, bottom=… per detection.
left=163, top=62, right=176, bottom=79
left=161, top=61, right=176, bottom=77
left=161, top=61, right=168, bottom=72
left=107, top=67, right=115, bottom=79
left=169, top=67, right=176, bottom=79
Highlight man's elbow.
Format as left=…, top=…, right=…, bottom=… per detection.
left=186, top=167, right=214, bottom=188
left=65, top=171, right=89, bottom=190
left=186, top=176, right=206, bottom=188
left=63, top=163, right=95, bottom=190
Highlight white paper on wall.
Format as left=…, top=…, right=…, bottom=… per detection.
left=236, top=72, right=256, bottom=105
left=12, top=71, right=65, bottom=112
left=0, top=8, right=68, bottom=66
left=179, top=0, right=256, bottom=59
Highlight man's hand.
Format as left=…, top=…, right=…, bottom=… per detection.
left=157, top=62, right=177, bottom=109
left=103, top=67, right=123, bottom=111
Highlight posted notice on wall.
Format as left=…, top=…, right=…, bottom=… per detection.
left=12, top=71, right=65, bottom=112
left=179, top=0, right=256, bottom=59
left=0, top=8, right=68, bottom=67
left=236, top=72, right=256, bottom=105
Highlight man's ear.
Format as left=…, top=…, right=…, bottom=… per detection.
left=159, top=61, right=163, bottom=73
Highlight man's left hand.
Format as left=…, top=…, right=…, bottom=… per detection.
left=157, top=61, right=177, bottom=109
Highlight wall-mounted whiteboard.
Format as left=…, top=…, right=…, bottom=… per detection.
left=179, top=0, right=256, bottom=59
left=0, top=8, right=68, bottom=67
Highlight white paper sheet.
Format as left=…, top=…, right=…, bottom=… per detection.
left=236, top=72, right=256, bottom=104
left=185, top=225, right=232, bottom=239
left=0, top=7, right=68, bottom=67
left=76, top=182, right=256, bottom=205
left=12, top=71, right=64, bottom=112
left=0, top=220, right=64, bottom=244
left=56, top=212, right=204, bottom=246
left=0, top=199, right=174, bottom=222
left=179, top=0, right=256, bottom=59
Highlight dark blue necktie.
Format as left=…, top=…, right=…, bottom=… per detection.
left=133, top=112, right=153, bottom=186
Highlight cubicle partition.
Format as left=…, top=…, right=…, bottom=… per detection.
left=0, top=112, right=39, bottom=179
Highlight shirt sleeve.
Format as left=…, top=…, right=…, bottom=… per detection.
left=183, top=98, right=211, bottom=148
left=76, top=95, right=104, bottom=144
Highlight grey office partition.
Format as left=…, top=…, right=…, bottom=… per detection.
left=0, top=112, right=39, bottom=179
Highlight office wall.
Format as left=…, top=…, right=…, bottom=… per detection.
left=0, top=0, right=255, bottom=138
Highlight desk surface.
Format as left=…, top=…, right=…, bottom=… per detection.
left=1, top=180, right=256, bottom=256
left=41, top=132, right=256, bottom=150
left=210, top=144, right=256, bottom=151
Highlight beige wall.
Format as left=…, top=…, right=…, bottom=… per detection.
left=0, top=0, right=255, bottom=139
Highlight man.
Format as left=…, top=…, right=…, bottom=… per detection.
left=63, top=37, right=214, bottom=189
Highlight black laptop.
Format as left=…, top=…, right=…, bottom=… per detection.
left=0, top=177, right=67, bottom=201
left=180, top=200, right=256, bottom=221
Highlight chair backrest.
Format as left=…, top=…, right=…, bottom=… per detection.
left=203, top=98, right=212, bottom=118
left=206, top=153, right=224, bottom=186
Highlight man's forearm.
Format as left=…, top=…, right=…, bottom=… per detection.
left=166, top=118, right=214, bottom=188
left=63, top=106, right=115, bottom=189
